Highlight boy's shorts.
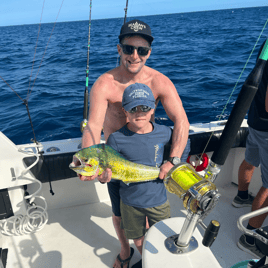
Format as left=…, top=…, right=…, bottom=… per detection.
left=107, top=139, right=191, bottom=217
left=120, top=200, right=170, bottom=240
left=245, top=126, right=268, bottom=189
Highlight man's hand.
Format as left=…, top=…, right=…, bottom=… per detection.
left=159, top=161, right=174, bottom=180
left=78, top=168, right=99, bottom=181
left=78, top=168, right=112, bottom=183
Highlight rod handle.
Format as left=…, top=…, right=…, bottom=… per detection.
left=202, top=220, right=220, bottom=247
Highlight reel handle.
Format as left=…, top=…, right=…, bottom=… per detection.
left=202, top=220, right=220, bottom=247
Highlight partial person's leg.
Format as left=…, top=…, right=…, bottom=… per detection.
left=249, top=127, right=268, bottom=228
left=113, top=215, right=133, bottom=268
left=120, top=201, right=147, bottom=268
left=133, top=236, right=145, bottom=255
left=107, top=181, right=133, bottom=268
left=237, top=128, right=268, bottom=258
left=237, top=187, right=268, bottom=259
left=249, top=186, right=268, bottom=228
left=238, top=160, right=255, bottom=192
left=232, top=127, right=259, bottom=207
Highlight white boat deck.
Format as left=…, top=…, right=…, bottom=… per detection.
left=2, top=175, right=267, bottom=268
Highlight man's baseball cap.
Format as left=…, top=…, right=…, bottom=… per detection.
left=122, top=83, right=155, bottom=111
left=119, top=19, right=154, bottom=44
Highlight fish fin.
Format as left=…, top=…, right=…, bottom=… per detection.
left=122, top=180, right=131, bottom=185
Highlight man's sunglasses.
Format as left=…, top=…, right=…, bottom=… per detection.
left=120, top=44, right=151, bottom=56
left=128, top=105, right=152, bottom=113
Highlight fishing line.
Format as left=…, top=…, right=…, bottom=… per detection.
left=0, top=76, right=24, bottom=102
left=196, top=18, right=268, bottom=169
left=27, top=0, right=46, bottom=98
left=1, top=0, right=66, bottom=145
left=27, top=0, right=65, bottom=100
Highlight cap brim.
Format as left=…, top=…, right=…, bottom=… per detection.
left=123, top=100, right=155, bottom=111
left=119, top=33, right=154, bottom=43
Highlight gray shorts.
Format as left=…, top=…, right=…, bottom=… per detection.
left=120, top=200, right=170, bottom=240
left=245, top=126, right=268, bottom=188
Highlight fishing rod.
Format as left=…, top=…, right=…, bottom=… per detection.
left=81, top=0, right=127, bottom=130
left=81, top=0, right=92, bottom=133
left=124, top=0, right=129, bottom=24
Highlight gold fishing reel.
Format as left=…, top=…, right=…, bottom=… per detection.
left=164, top=163, right=220, bottom=216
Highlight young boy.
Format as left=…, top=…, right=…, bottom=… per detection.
left=107, top=83, right=190, bottom=268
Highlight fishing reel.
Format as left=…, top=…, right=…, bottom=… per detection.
left=164, top=163, right=221, bottom=252
left=80, top=119, right=88, bottom=133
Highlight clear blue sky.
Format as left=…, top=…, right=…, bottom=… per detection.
left=1, top=0, right=267, bottom=27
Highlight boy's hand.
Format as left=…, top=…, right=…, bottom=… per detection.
left=159, top=161, right=174, bottom=180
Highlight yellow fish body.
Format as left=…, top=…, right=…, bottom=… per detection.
left=69, top=144, right=160, bottom=183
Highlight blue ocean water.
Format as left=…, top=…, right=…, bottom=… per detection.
left=0, top=7, right=268, bottom=145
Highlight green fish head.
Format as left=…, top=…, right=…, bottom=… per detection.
left=69, top=147, right=100, bottom=177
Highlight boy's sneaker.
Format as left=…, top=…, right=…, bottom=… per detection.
left=237, top=235, right=265, bottom=259
left=232, top=194, right=254, bottom=208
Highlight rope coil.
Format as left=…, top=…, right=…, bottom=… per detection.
left=0, top=144, right=48, bottom=236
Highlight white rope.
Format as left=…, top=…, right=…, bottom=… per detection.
left=0, top=144, right=48, bottom=236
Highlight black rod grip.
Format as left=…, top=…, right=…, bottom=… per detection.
left=202, top=220, right=220, bottom=247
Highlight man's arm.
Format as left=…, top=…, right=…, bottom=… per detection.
left=80, top=76, right=110, bottom=181
left=82, top=78, right=109, bottom=148
left=156, top=76, right=190, bottom=179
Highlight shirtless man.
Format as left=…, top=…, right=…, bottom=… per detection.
left=80, top=19, right=190, bottom=268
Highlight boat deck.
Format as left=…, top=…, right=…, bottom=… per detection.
left=2, top=179, right=267, bottom=268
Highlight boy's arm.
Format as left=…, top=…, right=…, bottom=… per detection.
left=157, top=76, right=190, bottom=179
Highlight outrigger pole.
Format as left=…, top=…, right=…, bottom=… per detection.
left=81, top=0, right=92, bottom=132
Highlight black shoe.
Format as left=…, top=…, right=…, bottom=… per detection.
left=232, top=194, right=254, bottom=208
left=132, top=259, right=142, bottom=268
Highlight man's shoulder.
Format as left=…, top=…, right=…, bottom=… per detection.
left=144, top=67, right=174, bottom=91
left=145, top=66, right=168, bottom=80
left=91, top=70, right=119, bottom=95
left=96, top=71, right=116, bottom=85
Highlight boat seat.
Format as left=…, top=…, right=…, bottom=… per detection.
left=23, top=153, right=76, bottom=183
left=188, top=127, right=248, bottom=155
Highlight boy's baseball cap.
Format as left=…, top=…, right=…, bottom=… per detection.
left=122, top=83, right=155, bottom=111
left=119, top=19, right=154, bottom=44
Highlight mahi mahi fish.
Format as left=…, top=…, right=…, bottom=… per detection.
left=69, top=144, right=160, bottom=183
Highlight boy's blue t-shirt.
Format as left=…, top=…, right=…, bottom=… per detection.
left=106, top=122, right=172, bottom=208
